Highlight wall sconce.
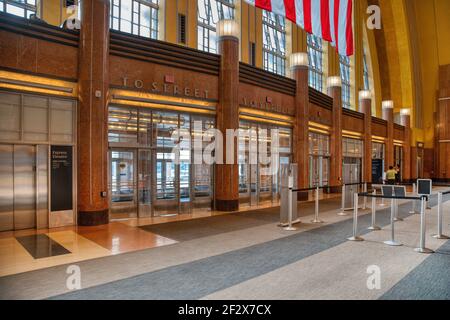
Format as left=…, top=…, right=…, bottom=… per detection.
left=382, top=100, right=394, bottom=109
left=290, top=52, right=309, bottom=69
left=326, top=76, right=342, bottom=88
left=216, top=19, right=239, bottom=40
left=358, top=90, right=371, bottom=100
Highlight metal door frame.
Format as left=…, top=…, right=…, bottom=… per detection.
left=108, top=148, right=138, bottom=219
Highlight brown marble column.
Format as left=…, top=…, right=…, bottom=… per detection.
left=382, top=101, right=394, bottom=171
left=400, top=110, right=412, bottom=182
left=327, top=77, right=343, bottom=191
left=359, top=91, right=372, bottom=183
left=291, top=53, right=309, bottom=194
left=77, top=0, right=110, bottom=226
left=215, top=20, right=240, bottom=211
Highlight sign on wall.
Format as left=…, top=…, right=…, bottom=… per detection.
left=51, top=145, right=73, bottom=212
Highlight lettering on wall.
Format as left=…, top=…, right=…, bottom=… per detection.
left=240, top=97, right=292, bottom=115
left=121, top=77, right=209, bottom=100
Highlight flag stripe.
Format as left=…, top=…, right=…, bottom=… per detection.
left=345, top=0, right=354, bottom=56
left=284, top=0, right=296, bottom=23
left=303, top=0, right=312, bottom=33
left=338, top=0, right=349, bottom=56
left=329, top=0, right=336, bottom=46
left=295, top=0, right=304, bottom=28
left=272, top=0, right=285, bottom=17
left=320, top=0, right=332, bottom=42
left=334, top=0, right=340, bottom=53
left=255, top=0, right=272, bottom=11
left=311, top=0, right=322, bottom=37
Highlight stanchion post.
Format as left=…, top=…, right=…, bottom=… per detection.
left=338, top=184, right=348, bottom=216
left=410, top=183, right=416, bottom=214
left=432, top=192, right=450, bottom=239
left=384, top=198, right=403, bottom=246
left=414, top=197, right=434, bottom=253
left=348, top=193, right=364, bottom=241
left=368, top=190, right=381, bottom=231
left=311, top=186, right=324, bottom=223
left=393, top=198, right=403, bottom=222
left=380, top=187, right=385, bottom=207
left=362, top=183, right=368, bottom=210
left=284, top=179, right=297, bottom=231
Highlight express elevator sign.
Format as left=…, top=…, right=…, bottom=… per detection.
left=51, top=146, right=73, bottom=212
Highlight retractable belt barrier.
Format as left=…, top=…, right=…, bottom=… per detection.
left=283, top=182, right=369, bottom=230
left=348, top=192, right=435, bottom=254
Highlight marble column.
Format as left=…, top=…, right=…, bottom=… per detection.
left=327, top=76, right=343, bottom=191
left=382, top=100, right=394, bottom=171
left=400, top=109, right=412, bottom=182
left=290, top=53, right=309, bottom=197
left=77, top=0, right=110, bottom=226
left=215, top=20, right=240, bottom=211
left=359, top=90, right=372, bottom=183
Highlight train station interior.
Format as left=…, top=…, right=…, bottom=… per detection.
left=0, top=0, right=449, bottom=301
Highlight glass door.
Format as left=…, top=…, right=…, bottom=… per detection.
left=259, top=125, right=273, bottom=203
left=153, top=112, right=179, bottom=216
left=110, top=149, right=137, bottom=219
left=192, top=115, right=214, bottom=212
left=138, top=149, right=152, bottom=217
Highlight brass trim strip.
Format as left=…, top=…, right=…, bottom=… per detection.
left=239, top=115, right=293, bottom=127
left=239, top=107, right=293, bottom=122
left=110, top=98, right=215, bottom=115
left=0, top=78, right=73, bottom=93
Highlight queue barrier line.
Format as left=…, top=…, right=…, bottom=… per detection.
left=348, top=192, right=435, bottom=254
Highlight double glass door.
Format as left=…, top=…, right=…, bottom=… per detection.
left=238, top=122, right=292, bottom=207
left=108, top=110, right=214, bottom=219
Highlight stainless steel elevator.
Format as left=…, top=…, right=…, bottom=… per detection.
left=0, top=144, right=48, bottom=231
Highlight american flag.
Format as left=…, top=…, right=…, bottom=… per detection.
left=244, top=0, right=354, bottom=56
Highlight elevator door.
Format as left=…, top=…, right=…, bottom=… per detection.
left=0, top=145, right=36, bottom=231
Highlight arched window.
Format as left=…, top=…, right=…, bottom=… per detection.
left=197, top=0, right=235, bottom=54
left=262, top=10, right=286, bottom=76
left=339, top=54, right=352, bottom=109
left=110, top=0, right=159, bottom=39
left=0, top=0, right=36, bottom=18
left=307, top=34, right=324, bottom=92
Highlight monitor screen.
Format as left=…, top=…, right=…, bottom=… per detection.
left=393, top=186, right=406, bottom=197
left=417, top=179, right=432, bottom=196
left=381, top=185, right=394, bottom=197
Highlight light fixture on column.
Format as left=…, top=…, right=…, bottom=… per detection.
left=358, top=90, right=371, bottom=100
left=400, top=108, right=411, bottom=115
left=382, top=100, right=394, bottom=109
left=216, top=19, right=239, bottom=40
left=290, top=52, right=309, bottom=69
left=326, top=76, right=342, bottom=88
